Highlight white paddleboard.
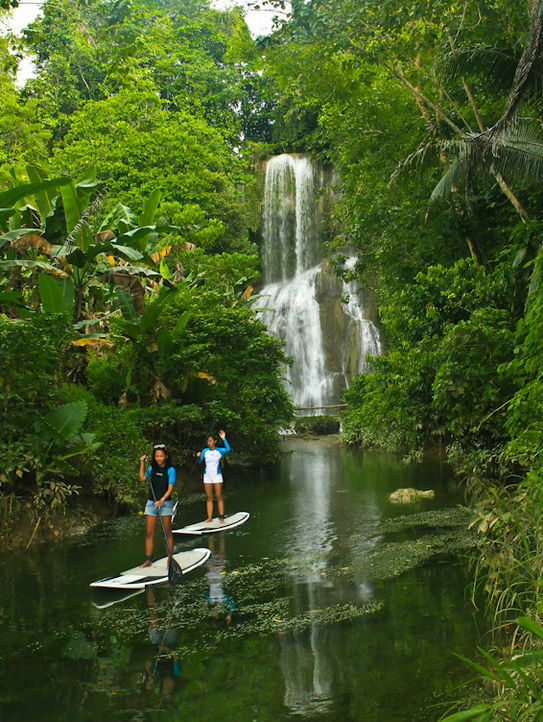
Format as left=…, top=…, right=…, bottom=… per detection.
left=90, top=547, right=211, bottom=590
left=173, top=511, right=250, bottom=536
left=91, top=587, right=144, bottom=609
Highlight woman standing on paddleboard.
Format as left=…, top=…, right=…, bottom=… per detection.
left=197, top=430, right=230, bottom=523
left=139, top=443, right=176, bottom=567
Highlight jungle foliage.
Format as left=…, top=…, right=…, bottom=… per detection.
left=256, top=0, right=542, bottom=716
left=0, top=0, right=293, bottom=525
left=1, top=0, right=542, bottom=704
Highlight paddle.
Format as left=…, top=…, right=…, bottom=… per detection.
left=147, top=464, right=183, bottom=587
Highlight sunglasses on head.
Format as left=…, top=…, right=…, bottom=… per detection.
left=153, top=444, right=167, bottom=450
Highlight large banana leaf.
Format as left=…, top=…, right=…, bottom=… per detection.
left=0, top=228, right=45, bottom=249
left=139, top=189, right=162, bottom=226
left=99, top=203, right=137, bottom=234
left=26, top=165, right=53, bottom=219
left=40, top=401, right=88, bottom=442
left=0, top=259, right=69, bottom=276
left=116, top=287, right=138, bottom=321
left=38, top=273, right=70, bottom=314
left=0, top=208, right=16, bottom=230
left=140, top=286, right=182, bottom=333
left=0, top=178, right=73, bottom=209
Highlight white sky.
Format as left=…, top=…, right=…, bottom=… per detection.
left=3, top=0, right=284, bottom=84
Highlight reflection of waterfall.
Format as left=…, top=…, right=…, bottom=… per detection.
left=275, top=440, right=383, bottom=714
left=279, top=442, right=335, bottom=712
left=259, top=153, right=381, bottom=409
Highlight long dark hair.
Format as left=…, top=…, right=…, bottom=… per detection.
left=151, top=443, right=174, bottom=470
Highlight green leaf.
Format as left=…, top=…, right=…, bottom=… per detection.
left=517, top=616, right=543, bottom=640
left=65, top=248, right=87, bottom=268
left=42, top=401, right=88, bottom=441
left=160, top=257, right=171, bottom=279
left=0, top=259, right=68, bottom=274
left=38, top=273, right=67, bottom=314
left=140, top=286, right=180, bottom=333
left=139, top=190, right=161, bottom=226
left=0, top=208, right=16, bottom=229
left=157, top=327, right=171, bottom=360
left=59, top=180, right=82, bottom=234
left=0, top=178, right=72, bottom=209
left=173, top=310, right=191, bottom=336
left=116, top=288, right=138, bottom=321
left=59, top=277, right=75, bottom=312
left=440, top=704, right=496, bottom=721
left=26, top=165, right=52, bottom=218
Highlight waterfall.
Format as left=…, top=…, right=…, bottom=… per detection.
left=259, top=154, right=381, bottom=410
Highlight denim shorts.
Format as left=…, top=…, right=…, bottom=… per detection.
left=144, top=499, right=174, bottom=517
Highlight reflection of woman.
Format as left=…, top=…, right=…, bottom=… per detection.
left=143, top=587, right=181, bottom=696
left=203, top=535, right=236, bottom=626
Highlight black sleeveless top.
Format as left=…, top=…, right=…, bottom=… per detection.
left=148, top=465, right=170, bottom=501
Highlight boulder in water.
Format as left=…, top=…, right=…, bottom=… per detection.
left=388, top=488, right=435, bottom=504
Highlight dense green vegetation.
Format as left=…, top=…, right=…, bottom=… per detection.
left=256, top=0, right=542, bottom=717
left=0, top=0, right=293, bottom=532
left=0, top=0, right=541, bottom=715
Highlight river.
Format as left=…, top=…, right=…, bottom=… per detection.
left=0, top=438, right=483, bottom=721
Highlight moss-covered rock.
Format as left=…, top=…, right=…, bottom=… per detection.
left=294, top=415, right=340, bottom=436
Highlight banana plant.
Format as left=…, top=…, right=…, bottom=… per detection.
left=114, top=284, right=188, bottom=401
left=114, top=283, right=216, bottom=403
left=31, top=400, right=97, bottom=512
left=0, top=166, right=180, bottom=335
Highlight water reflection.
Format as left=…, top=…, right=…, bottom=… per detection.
left=203, top=534, right=237, bottom=627
left=141, top=586, right=181, bottom=696
left=276, top=441, right=380, bottom=714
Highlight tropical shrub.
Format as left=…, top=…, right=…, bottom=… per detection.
left=294, top=415, right=340, bottom=436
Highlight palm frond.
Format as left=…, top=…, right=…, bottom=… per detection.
left=487, top=0, right=543, bottom=140
left=438, top=45, right=518, bottom=92
left=388, top=139, right=460, bottom=187
left=487, top=124, right=543, bottom=186
left=428, top=121, right=543, bottom=205
left=429, top=149, right=470, bottom=204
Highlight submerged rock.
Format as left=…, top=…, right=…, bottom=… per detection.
left=389, top=487, right=435, bottom=504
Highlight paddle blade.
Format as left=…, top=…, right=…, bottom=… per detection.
left=168, top=557, right=184, bottom=586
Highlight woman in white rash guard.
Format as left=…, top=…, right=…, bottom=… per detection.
left=196, top=430, right=230, bottom=523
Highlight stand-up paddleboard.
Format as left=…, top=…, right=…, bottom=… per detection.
left=173, top=511, right=250, bottom=536
left=91, top=587, right=144, bottom=609
left=90, top=548, right=211, bottom=590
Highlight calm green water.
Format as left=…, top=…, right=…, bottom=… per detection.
left=0, top=439, right=484, bottom=722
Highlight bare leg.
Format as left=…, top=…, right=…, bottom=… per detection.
left=214, top=483, right=225, bottom=520
left=141, top=514, right=157, bottom=566
left=162, top=515, right=174, bottom=557
left=205, top=484, right=214, bottom=522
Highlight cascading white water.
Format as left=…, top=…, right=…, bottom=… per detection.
left=259, top=154, right=381, bottom=410
left=260, top=267, right=335, bottom=409
left=261, top=154, right=321, bottom=284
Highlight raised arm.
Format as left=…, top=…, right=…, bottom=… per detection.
left=139, top=455, right=148, bottom=481
left=218, top=430, right=230, bottom=455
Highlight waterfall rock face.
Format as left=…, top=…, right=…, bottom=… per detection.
left=259, top=154, right=381, bottom=410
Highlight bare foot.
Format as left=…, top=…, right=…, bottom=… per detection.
left=204, top=518, right=213, bottom=524
left=140, top=559, right=152, bottom=568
